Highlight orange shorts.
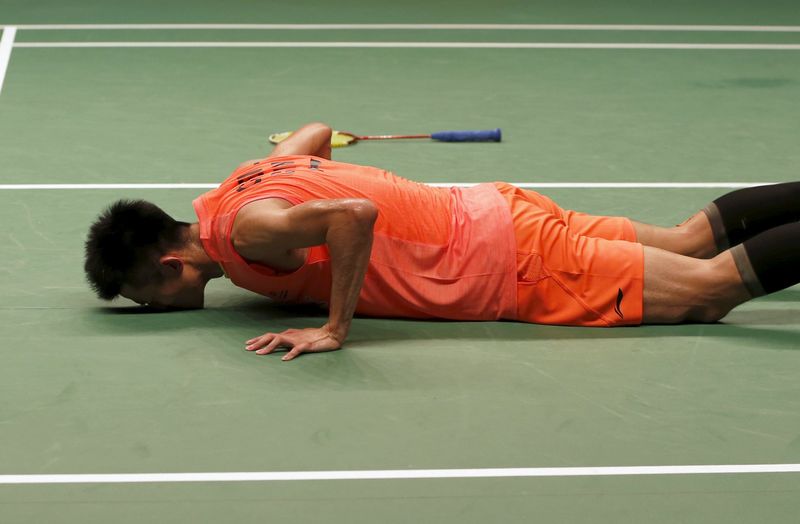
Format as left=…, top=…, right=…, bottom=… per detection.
left=494, top=182, right=644, bottom=327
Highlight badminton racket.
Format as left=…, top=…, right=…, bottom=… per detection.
left=268, top=128, right=502, bottom=148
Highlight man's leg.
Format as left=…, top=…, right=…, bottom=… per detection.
left=631, top=182, right=800, bottom=259
left=561, top=201, right=716, bottom=258
left=642, top=247, right=749, bottom=323
left=499, top=182, right=798, bottom=325
left=643, top=220, right=800, bottom=323
left=631, top=213, right=715, bottom=259
left=511, top=186, right=714, bottom=257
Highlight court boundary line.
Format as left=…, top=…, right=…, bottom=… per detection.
left=6, top=23, right=800, bottom=32
left=0, top=183, right=773, bottom=190
left=0, top=26, right=16, bottom=95
left=3, top=463, right=800, bottom=484
left=12, top=42, right=800, bottom=50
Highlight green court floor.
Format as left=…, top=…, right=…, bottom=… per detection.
left=1, top=1, right=800, bottom=522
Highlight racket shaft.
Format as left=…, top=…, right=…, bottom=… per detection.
left=358, top=134, right=431, bottom=140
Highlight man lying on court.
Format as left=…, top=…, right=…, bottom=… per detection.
left=84, top=122, right=798, bottom=361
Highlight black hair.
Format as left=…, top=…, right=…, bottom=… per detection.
left=84, top=199, right=190, bottom=300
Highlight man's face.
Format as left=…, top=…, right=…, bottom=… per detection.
left=120, top=260, right=206, bottom=310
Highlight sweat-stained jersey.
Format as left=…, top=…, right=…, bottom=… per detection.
left=192, top=155, right=518, bottom=320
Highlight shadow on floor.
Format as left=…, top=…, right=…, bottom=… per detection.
left=90, top=295, right=800, bottom=351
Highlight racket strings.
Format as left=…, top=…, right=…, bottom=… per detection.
left=330, top=131, right=357, bottom=147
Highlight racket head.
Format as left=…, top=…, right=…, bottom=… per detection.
left=268, top=130, right=358, bottom=147
left=330, top=131, right=358, bottom=147
left=268, top=131, right=293, bottom=145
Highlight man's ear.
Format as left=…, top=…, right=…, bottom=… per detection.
left=159, top=255, right=184, bottom=276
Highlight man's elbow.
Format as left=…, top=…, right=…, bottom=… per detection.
left=307, top=121, right=332, bottom=132
left=305, top=122, right=332, bottom=140
left=340, top=200, right=377, bottom=233
left=351, top=199, right=378, bottom=226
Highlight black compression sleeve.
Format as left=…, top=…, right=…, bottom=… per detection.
left=733, top=221, right=800, bottom=297
left=704, top=182, right=800, bottom=251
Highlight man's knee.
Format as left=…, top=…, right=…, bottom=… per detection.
left=684, top=255, right=748, bottom=322
left=685, top=301, right=730, bottom=323
left=643, top=248, right=748, bottom=324
left=634, top=214, right=716, bottom=259
left=672, top=213, right=716, bottom=259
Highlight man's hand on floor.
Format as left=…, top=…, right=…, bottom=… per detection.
left=245, top=324, right=343, bottom=361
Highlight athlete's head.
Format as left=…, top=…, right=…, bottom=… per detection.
left=84, top=199, right=208, bottom=310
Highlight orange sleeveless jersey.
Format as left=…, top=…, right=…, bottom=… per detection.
left=193, top=156, right=518, bottom=320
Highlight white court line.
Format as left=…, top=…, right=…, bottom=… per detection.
left=0, top=26, right=17, bottom=95
left=12, top=41, right=800, bottom=50
left=0, top=182, right=772, bottom=190
left=7, top=23, right=800, bottom=32
left=2, top=464, right=800, bottom=484
left=0, top=183, right=219, bottom=190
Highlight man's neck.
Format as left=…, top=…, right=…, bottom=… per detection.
left=187, top=223, right=224, bottom=280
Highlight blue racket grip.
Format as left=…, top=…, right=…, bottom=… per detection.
left=430, top=128, right=502, bottom=142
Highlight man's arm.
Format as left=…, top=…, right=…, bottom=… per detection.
left=234, top=197, right=377, bottom=361
left=268, top=122, right=332, bottom=160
